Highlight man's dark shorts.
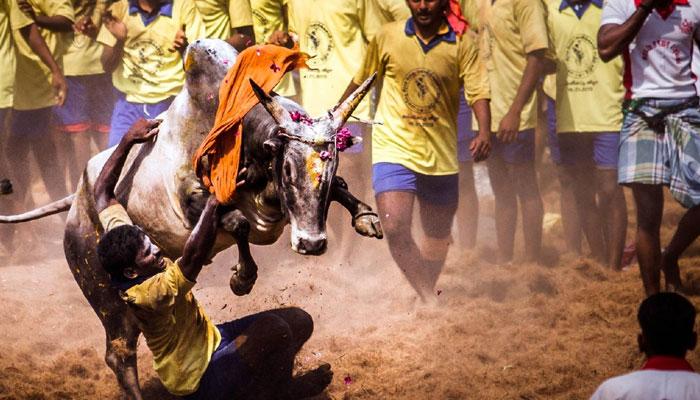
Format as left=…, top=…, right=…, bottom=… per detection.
left=185, top=313, right=261, bottom=400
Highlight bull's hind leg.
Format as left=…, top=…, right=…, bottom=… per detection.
left=331, top=176, right=383, bottom=239
left=104, top=317, right=144, bottom=400
left=221, top=209, right=258, bottom=296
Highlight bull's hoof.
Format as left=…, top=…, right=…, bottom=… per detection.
left=230, top=263, right=257, bottom=296
left=352, top=211, right=384, bottom=239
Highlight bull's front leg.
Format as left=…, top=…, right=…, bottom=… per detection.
left=221, top=209, right=259, bottom=296
left=331, top=176, right=383, bottom=239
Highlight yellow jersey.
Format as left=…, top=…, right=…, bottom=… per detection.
left=98, top=204, right=221, bottom=396
left=374, top=0, right=409, bottom=24
left=0, top=0, right=32, bottom=108
left=477, top=0, right=552, bottom=132
left=96, top=0, right=207, bottom=104
left=354, top=20, right=490, bottom=175
left=12, top=0, right=74, bottom=110
left=195, top=0, right=253, bottom=41
left=545, top=0, right=624, bottom=133
left=64, top=0, right=108, bottom=76
left=288, top=0, right=382, bottom=119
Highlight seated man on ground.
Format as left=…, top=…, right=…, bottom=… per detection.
left=591, top=292, right=700, bottom=400
left=94, top=119, right=332, bottom=400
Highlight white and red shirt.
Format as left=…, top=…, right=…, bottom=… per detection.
left=590, top=356, right=700, bottom=400
left=600, top=0, right=700, bottom=99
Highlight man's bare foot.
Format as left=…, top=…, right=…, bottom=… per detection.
left=661, top=250, right=684, bottom=293
left=287, top=363, right=333, bottom=399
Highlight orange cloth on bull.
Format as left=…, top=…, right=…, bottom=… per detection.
left=193, top=44, right=308, bottom=204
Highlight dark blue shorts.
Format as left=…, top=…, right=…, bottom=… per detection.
left=372, top=162, right=458, bottom=206
left=492, top=129, right=536, bottom=164
left=54, top=74, right=115, bottom=134
left=108, top=92, right=173, bottom=146
left=10, top=107, right=53, bottom=137
left=546, top=96, right=619, bottom=168
left=457, top=92, right=476, bottom=163
left=185, top=314, right=260, bottom=400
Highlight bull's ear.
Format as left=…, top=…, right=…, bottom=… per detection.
left=263, top=137, right=283, bottom=155
left=250, top=79, right=291, bottom=126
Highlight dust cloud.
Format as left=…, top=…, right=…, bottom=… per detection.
left=2, top=162, right=700, bottom=400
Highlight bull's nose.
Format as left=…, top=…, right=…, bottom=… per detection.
left=296, top=238, right=327, bottom=255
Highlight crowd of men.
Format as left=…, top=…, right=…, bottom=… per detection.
left=3, top=0, right=700, bottom=398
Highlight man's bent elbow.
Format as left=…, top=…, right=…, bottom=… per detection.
left=597, top=46, right=617, bottom=63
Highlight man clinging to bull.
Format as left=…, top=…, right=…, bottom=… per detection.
left=94, top=118, right=333, bottom=399
left=339, top=0, right=491, bottom=301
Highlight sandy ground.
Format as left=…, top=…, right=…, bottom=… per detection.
left=2, top=168, right=700, bottom=400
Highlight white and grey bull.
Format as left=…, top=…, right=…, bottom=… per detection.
left=0, top=39, right=382, bottom=399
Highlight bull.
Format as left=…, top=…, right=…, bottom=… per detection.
left=0, top=39, right=382, bottom=399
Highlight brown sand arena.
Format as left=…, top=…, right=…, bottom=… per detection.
left=2, top=175, right=700, bottom=400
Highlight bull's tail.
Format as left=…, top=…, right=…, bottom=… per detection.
left=0, top=195, right=75, bottom=223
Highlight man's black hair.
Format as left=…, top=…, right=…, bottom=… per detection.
left=638, top=292, right=697, bottom=357
left=97, top=225, right=145, bottom=281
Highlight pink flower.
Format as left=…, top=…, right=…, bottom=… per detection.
left=343, top=375, right=353, bottom=385
left=319, top=151, right=331, bottom=160
left=255, top=48, right=262, bottom=56
left=336, top=127, right=353, bottom=151
left=270, top=62, right=281, bottom=72
left=289, top=111, right=313, bottom=125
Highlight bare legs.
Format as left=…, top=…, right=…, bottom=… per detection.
left=487, top=157, right=543, bottom=263
left=456, top=161, right=478, bottom=249
left=376, top=191, right=457, bottom=299
left=630, top=183, right=664, bottom=296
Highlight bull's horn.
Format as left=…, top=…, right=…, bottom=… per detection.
left=250, top=79, right=291, bottom=126
left=330, top=72, right=377, bottom=130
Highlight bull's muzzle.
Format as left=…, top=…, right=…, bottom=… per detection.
left=293, top=236, right=327, bottom=255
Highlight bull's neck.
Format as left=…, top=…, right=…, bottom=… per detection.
left=163, top=91, right=217, bottom=159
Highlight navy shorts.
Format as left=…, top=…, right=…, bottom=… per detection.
left=546, top=96, right=619, bottom=168
left=10, top=107, right=53, bottom=137
left=457, top=92, right=476, bottom=163
left=372, top=162, right=458, bottom=206
left=185, top=314, right=260, bottom=400
left=492, top=129, right=536, bottom=164
left=108, top=92, right=173, bottom=146
left=54, top=74, right=115, bottom=134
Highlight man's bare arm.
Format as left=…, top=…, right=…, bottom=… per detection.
left=100, top=11, right=127, bottom=73
left=94, top=119, right=160, bottom=213
left=598, top=0, right=657, bottom=62
left=179, top=196, right=220, bottom=282
left=498, top=49, right=548, bottom=143
left=17, top=0, right=72, bottom=31
left=227, top=26, right=255, bottom=51
left=19, top=24, right=67, bottom=106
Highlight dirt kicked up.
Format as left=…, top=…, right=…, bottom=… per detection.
left=2, top=195, right=700, bottom=400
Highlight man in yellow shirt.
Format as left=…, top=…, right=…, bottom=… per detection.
left=54, top=0, right=113, bottom=190
left=342, top=0, right=491, bottom=300
left=96, top=0, right=206, bottom=146
left=194, top=0, right=255, bottom=51
left=545, top=0, right=627, bottom=270
left=94, top=119, right=332, bottom=399
left=7, top=0, right=73, bottom=210
left=0, top=0, right=68, bottom=249
left=477, top=0, right=553, bottom=264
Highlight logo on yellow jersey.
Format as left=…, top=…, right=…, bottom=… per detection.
left=126, top=39, right=165, bottom=84
left=402, top=69, right=441, bottom=115
left=304, top=22, right=333, bottom=69
left=565, top=35, right=597, bottom=80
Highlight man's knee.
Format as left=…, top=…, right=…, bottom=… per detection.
left=277, top=307, right=313, bottom=345
left=255, top=314, right=293, bottom=349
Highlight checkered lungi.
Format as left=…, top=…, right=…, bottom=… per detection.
left=618, top=96, right=700, bottom=208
